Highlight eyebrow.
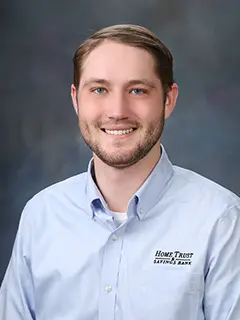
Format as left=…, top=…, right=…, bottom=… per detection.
left=82, top=78, right=157, bottom=89
left=126, top=79, right=156, bottom=88
left=82, top=78, right=110, bottom=88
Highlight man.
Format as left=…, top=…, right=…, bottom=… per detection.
left=0, top=24, right=239, bottom=320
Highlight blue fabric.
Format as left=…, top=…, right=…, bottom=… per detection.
left=1, top=146, right=240, bottom=320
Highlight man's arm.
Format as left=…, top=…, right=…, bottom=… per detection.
left=0, top=204, right=35, bottom=319
left=204, top=203, right=240, bottom=319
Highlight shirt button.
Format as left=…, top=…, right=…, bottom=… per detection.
left=112, top=234, right=118, bottom=241
left=105, top=285, right=112, bottom=293
left=140, top=208, right=144, bottom=214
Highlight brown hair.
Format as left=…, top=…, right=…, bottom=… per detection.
left=73, top=24, right=174, bottom=97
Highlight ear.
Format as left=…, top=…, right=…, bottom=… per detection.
left=71, top=84, right=78, bottom=115
left=164, top=83, right=178, bottom=119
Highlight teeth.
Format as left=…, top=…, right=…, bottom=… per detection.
left=105, top=128, right=134, bottom=135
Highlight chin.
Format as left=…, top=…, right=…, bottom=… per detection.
left=102, top=160, right=138, bottom=169
left=96, top=151, right=143, bottom=168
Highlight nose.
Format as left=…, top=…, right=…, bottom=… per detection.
left=105, top=91, right=130, bottom=120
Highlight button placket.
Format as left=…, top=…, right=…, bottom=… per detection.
left=98, top=230, right=125, bottom=320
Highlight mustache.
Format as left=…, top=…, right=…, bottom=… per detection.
left=97, top=120, right=140, bottom=127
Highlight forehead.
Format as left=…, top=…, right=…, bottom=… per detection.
left=80, top=41, right=159, bottom=85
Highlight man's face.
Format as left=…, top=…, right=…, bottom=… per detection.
left=71, top=41, right=177, bottom=168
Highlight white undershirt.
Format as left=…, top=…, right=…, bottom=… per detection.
left=111, top=211, right=127, bottom=227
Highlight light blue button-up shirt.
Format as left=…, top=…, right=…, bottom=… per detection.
left=1, top=146, right=240, bottom=320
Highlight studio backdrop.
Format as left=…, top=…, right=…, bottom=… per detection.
left=1, top=0, right=240, bottom=283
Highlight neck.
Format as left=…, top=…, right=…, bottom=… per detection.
left=93, top=143, right=161, bottom=212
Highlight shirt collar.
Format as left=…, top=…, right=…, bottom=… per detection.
left=86, top=145, right=174, bottom=220
left=134, top=145, right=174, bottom=219
left=86, top=159, right=108, bottom=219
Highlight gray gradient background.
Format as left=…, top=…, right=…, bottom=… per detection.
left=1, top=0, right=240, bottom=283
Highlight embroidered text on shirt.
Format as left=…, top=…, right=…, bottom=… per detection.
left=153, top=250, right=194, bottom=265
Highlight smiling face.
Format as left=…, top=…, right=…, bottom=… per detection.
left=71, top=41, right=178, bottom=168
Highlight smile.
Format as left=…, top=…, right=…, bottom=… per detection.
left=104, top=128, right=135, bottom=135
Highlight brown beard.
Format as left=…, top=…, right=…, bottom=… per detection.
left=78, top=111, right=165, bottom=168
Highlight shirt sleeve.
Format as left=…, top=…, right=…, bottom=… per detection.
left=0, top=202, right=35, bottom=320
left=204, top=203, right=240, bottom=320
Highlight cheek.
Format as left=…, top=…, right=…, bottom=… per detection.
left=78, top=105, right=101, bottom=122
left=78, top=94, right=103, bottom=121
left=134, top=97, right=163, bottom=119
left=138, top=108, right=162, bottom=124
left=149, top=104, right=164, bottom=122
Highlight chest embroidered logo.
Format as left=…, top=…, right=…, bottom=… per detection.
left=153, top=250, right=194, bottom=265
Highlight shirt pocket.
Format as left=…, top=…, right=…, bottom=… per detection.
left=141, top=266, right=203, bottom=291
left=137, top=268, right=203, bottom=319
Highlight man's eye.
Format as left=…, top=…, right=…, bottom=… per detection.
left=131, top=88, right=147, bottom=95
left=91, top=87, right=106, bottom=94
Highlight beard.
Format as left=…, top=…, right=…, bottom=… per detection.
left=78, top=112, right=165, bottom=168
